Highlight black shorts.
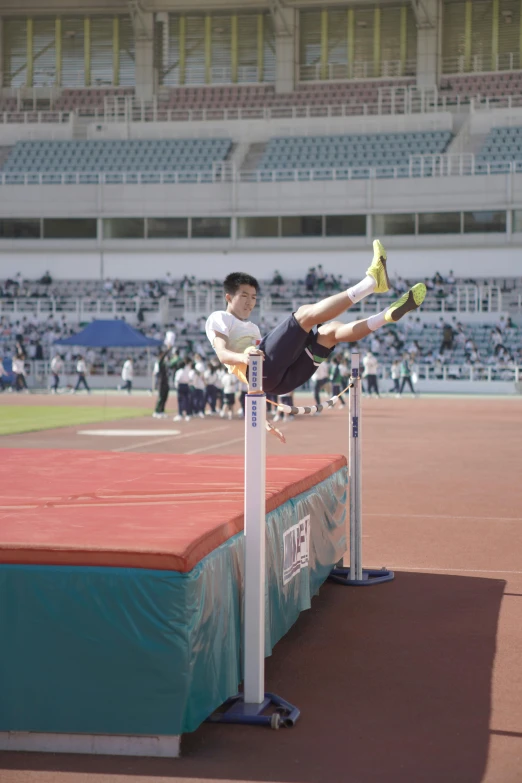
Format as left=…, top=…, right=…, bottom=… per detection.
left=224, top=392, right=235, bottom=406
left=257, top=314, right=332, bottom=395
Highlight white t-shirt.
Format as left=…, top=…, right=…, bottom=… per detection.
left=205, top=310, right=262, bottom=383
left=174, top=367, right=191, bottom=386
left=12, top=357, right=25, bottom=374
left=222, top=373, right=237, bottom=394
left=121, top=360, right=133, bottom=381
left=51, top=356, right=63, bottom=373
left=363, top=354, right=378, bottom=375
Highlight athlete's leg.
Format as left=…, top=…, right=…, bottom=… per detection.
left=316, top=283, right=427, bottom=349
left=294, top=240, right=389, bottom=332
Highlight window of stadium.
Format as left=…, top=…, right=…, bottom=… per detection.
left=0, top=219, right=41, bottom=239
left=237, top=217, right=279, bottom=238
left=281, top=216, right=322, bottom=237
left=372, top=213, right=415, bottom=235
left=325, top=215, right=366, bottom=236
left=418, top=213, right=462, bottom=234
left=43, top=219, right=97, bottom=240
left=147, top=218, right=189, bottom=239
left=463, top=211, right=507, bottom=233
left=103, top=218, right=145, bottom=239
left=191, top=217, right=231, bottom=238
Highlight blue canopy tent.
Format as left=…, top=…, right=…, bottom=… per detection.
left=54, top=320, right=162, bottom=349
left=54, top=320, right=162, bottom=392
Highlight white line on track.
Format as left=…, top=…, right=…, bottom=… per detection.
left=367, top=513, right=522, bottom=522
left=185, top=436, right=245, bottom=455
left=112, top=424, right=228, bottom=453
left=390, top=566, right=522, bottom=575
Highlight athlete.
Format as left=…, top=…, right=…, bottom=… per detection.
left=205, top=240, right=426, bottom=397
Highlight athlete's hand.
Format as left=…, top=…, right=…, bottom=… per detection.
left=243, top=345, right=265, bottom=358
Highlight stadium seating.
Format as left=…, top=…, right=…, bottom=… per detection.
left=440, top=72, right=522, bottom=101
left=475, top=125, right=522, bottom=165
left=255, top=130, right=453, bottom=178
left=1, top=138, right=233, bottom=181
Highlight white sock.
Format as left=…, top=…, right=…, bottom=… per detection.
left=347, top=275, right=376, bottom=305
left=367, top=308, right=387, bottom=332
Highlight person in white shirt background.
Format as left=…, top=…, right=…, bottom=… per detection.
left=50, top=353, right=64, bottom=394
left=311, top=361, right=330, bottom=407
left=72, top=355, right=90, bottom=394
left=173, top=360, right=192, bottom=422
left=362, top=350, right=380, bottom=397
left=120, top=357, right=133, bottom=394
left=12, top=352, right=29, bottom=393
left=220, top=372, right=237, bottom=420
left=188, top=361, right=206, bottom=418
left=203, top=361, right=220, bottom=414
left=390, top=359, right=401, bottom=395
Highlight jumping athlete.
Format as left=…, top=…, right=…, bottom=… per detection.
left=205, top=240, right=426, bottom=398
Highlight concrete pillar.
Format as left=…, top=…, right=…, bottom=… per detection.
left=416, top=0, right=440, bottom=90
left=134, top=10, right=154, bottom=101
left=275, top=7, right=296, bottom=94
left=0, top=18, right=4, bottom=89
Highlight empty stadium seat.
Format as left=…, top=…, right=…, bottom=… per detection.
left=256, top=130, right=453, bottom=175
left=1, top=138, right=233, bottom=177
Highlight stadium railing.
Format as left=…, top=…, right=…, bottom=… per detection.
left=0, top=296, right=169, bottom=322
left=181, top=284, right=504, bottom=319
left=3, top=154, right=521, bottom=186
left=0, top=285, right=507, bottom=327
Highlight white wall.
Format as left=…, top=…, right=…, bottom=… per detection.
left=2, top=245, right=521, bottom=281
left=0, top=171, right=519, bottom=218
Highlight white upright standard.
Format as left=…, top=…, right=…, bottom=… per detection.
left=207, top=354, right=300, bottom=729
left=329, top=351, right=394, bottom=587
left=243, top=353, right=266, bottom=705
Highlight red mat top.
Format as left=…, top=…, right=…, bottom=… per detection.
left=0, top=450, right=346, bottom=572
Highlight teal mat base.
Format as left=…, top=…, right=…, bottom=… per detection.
left=0, top=467, right=346, bottom=735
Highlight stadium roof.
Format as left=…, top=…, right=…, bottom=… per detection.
left=54, top=320, right=162, bottom=348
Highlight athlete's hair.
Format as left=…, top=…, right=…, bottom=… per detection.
left=223, top=272, right=260, bottom=297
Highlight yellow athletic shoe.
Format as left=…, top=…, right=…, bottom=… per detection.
left=366, top=239, right=390, bottom=293
left=385, top=283, right=427, bottom=323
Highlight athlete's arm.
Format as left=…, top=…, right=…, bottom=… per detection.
left=212, top=333, right=263, bottom=366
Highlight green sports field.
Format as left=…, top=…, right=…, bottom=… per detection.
left=0, top=406, right=147, bottom=436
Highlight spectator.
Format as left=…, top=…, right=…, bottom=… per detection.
left=188, top=361, right=205, bottom=418
left=363, top=350, right=380, bottom=397
left=398, top=354, right=417, bottom=397
left=72, top=355, right=91, bottom=394
left=120, top=356, right=133, bottom=394
left=329, top=355, right=346, bottom=406
left=390, top=359, right=401, bottom=395
left=12, top=352, right=29, bottom=393
left=153, top=344, right=172, bottom=417
left=173, top=360, right=192, bottom=422
left=220, top=372, right=237, bottom=420
left=204, top=361, right=219, bottom=414
left=440, top=322, right=455, bottom=353
left=0, top=360, right=9, bottom=392
left=311, top=361, right=330, bottom=407
left=50, top=352, right=64, bottom=394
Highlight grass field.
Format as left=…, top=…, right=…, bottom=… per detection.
left=0, top=406, right=147, bottom=436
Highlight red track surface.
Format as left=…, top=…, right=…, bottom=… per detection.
left=1, top=393, right=521, bottom=783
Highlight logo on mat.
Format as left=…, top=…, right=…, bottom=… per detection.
left=283, top=516, right=310, bottom=586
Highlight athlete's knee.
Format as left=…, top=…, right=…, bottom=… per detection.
left=294, top=304, right=316, bottom=331
left=317, top=321, right=343, bottom=348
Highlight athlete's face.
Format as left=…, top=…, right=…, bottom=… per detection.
left=226, top=284, right=257, bottom=320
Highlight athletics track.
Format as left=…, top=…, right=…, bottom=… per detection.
left=0, top=392, right=521, bottom=783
